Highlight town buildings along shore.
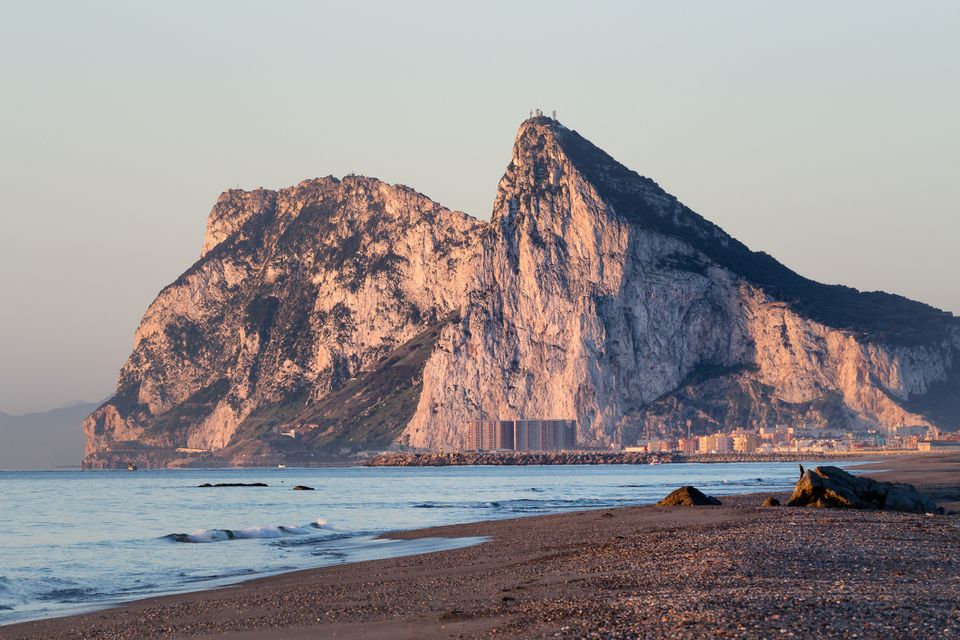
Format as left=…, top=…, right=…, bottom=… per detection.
left=469, top=420, right=577, bottom=452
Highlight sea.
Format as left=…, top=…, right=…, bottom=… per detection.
left=0, top=461, right=850, bottom=625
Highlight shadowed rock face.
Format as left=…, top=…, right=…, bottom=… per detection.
left=787, top=466, right=939, bottom=513
left=83, top=118, right=960, bottom=467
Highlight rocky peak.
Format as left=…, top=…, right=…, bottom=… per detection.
left=403, top=118, right=960, bottom=450
left=504, top=117, right=960, bottom=346
left=202, top=187, right=278, bottom=258
left=84, top=172, right=486, bottom=466
left=201, top=176, right=465, bottom=262
left=496, top=116, right=586, bottom=221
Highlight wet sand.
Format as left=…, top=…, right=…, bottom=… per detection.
left=3, top=455, right=959, bottom=639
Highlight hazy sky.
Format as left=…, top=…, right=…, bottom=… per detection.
left=1, top=1, right=958, bottom=414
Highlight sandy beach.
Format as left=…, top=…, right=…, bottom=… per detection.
left=3, top=454, right=958, bottom=640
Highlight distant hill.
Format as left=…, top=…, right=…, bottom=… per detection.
left=0, top=402, right=98, bottom=470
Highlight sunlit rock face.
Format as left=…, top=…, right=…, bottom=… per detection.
left=84, top=118, right=960, bottom=466
left=83, top=177, right=484, bottom=463
left=402, top=117, right=960, bottom=449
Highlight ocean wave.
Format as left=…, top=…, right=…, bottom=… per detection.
left=618, top=478, right=775, bottom=490
left=494, top=498, right=632, bottom=512
left=164, top=518, right=331, bottom=543
left=272, top=530, right=362, bottom=548
left=410, top=497, right=634, bottom=513
left=37, top=587, right=104, bottom=603
left=177, top=568, right=258, bottom=583
left=693, top=478, right=775, bottom=488
left=412, top=501, right=501, bottom=509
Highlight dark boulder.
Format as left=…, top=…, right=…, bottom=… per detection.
left=292, top=485, right=315, bottom=491
left=787, top=466, right=939, bottom=514
left=656, top=486, right=722, bottom=506
left=762, top=496, right=781, bottom=507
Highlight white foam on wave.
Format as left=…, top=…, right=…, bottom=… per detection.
left=168, top=516, right=333, bottom=543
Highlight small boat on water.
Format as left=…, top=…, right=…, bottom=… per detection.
left=127, top=462, right=138, bottom=471
left=277, top=464, right=287, bottom=469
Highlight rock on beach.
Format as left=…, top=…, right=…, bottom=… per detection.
left=656, top=486, right=722, bottom=506
left=787, top=466, right=940, bottom=514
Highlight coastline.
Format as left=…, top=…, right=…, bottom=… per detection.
left=367, top=450, right=881, bottom=466
left=3, top=454, right=958, bottom=639
left=75, top=450, right=885, bottom=470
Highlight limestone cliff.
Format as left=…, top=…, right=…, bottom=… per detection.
left=83, top=118, right=960, bottom=467
left=402, top=117, right=960, bottom=449
left=83, top=176, right=483, bottom=467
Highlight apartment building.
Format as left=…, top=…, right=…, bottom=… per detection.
left=468, top=419, right=576, bottom=451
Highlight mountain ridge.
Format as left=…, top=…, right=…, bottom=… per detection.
left=81, top=117, right=960, bottom=467
left=403, top=117, right=959, bottom=449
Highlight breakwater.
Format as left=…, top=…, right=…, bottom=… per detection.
left=365, top=451, right=872, bottom=467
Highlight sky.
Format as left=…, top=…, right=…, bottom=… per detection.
left=0, top=1, right=958, bottom=415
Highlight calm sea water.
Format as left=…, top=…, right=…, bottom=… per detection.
left=0, top=462, right=847, bottom=625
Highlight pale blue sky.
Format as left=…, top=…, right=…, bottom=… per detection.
left=1, top=1, right=958, bottom=414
